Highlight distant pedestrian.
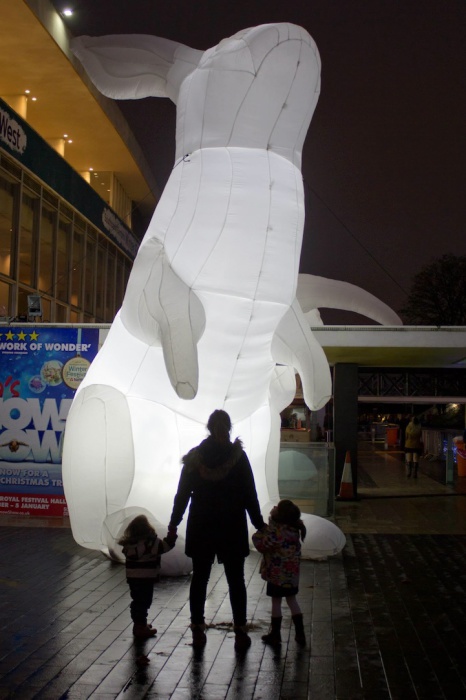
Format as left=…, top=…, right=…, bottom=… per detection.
left=252, top=499, right=307, bottom=646
left=399, top=414, right=410, bottom=450
left=118, top=515, right=177, bottom=638
left=404, top=416, right=422, bottom=478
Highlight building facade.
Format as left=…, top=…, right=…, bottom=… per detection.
left=0, top=0, right=159, bottom=324
left=0, top=98, right=137, bottom=323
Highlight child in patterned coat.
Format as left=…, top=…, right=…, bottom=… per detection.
left=252, top=499, right=306, bottom=646
left=118, top=515, right=177, bottom=638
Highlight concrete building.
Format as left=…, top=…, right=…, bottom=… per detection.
left=0, top=0, right=158, bottom=322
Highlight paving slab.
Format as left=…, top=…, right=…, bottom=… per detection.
left=2, top=441, right=466, bottom=698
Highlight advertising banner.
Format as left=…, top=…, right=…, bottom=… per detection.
left=0, top=327, right=99, bottom=517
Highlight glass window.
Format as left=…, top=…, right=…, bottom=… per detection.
left=115, top=252, right=126, bottom=311
left=0, top=161, right=137, bottom=323
left=106, top=250, right=116, bottom=320
left=17, top=287, right=31, bottom=320
left=0, top=175, right=15, bottom=277
left=70, top=227, right=84, bottom=309
left=40, top=297, right=51, bottom=323
left=55, top=303, right=68, bottom=322
left=96, top=242, right=107, bottom=320
left=38, top=204, right=55, bottom=294
left=124, top=258, right=132, bottom=292
left=56, top=216, right=71, bottom=303
left=0, top=279, right=11, bottom=317
left=84, top=231, right=96, bottom=315
left=19, top=190, right=38, bottom=286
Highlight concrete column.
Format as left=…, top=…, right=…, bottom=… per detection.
left=333, top=363, right=358, bottom=497
left=47, top=138, right=65, bottom=156
left=2, top=95, right=28, bottom=118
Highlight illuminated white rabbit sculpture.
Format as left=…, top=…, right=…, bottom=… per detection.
left=63, top=24, right=399, bottom=570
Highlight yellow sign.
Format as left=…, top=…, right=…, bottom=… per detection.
left=61, top=356, right=91, bottom=389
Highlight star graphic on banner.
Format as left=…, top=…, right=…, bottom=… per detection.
left=29, top=331, right=39, bottom=340
left=17, top=331, right=27, bottom=340
left=5, top=331, right=14, bottom=340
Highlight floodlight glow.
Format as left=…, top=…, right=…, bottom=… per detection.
left=62, top=22, right=404, bottom=570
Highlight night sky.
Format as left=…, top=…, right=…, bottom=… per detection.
left=52, top=0, right=466, bottom=324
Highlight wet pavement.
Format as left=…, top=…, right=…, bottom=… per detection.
left=1, top=443, right=466, bottom=698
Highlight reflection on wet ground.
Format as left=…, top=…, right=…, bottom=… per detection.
left=1, top=444, right=466, bottom=697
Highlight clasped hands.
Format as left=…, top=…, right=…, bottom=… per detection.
left=165, top=524, right=178, bottom=547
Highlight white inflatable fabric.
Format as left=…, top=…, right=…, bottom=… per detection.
left=297, top=274, right=402, bottom=326
left=300, top=514, right=346, bottom=560
left=62, top=24, right=352, bottom=571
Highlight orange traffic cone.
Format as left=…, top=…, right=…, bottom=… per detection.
left=337, top=450, right=354, bottom=500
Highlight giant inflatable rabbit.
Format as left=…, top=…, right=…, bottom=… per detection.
left=63, top=24, right=399, bottom=572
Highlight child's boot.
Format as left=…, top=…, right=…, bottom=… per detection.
left=292, top=613, right=306, bottom=645
left=233, top=624, right=252, bottom=651
left=262, top=616, right=282, bottom=646
left=190, top=623, right=207, bottom=648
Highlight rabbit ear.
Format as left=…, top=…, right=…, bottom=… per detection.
left=71, top=34, right=202, bottom=102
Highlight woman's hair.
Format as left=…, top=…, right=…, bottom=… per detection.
left=118, top=515, right=156, bottom=545
left=207, top=409, right=232, bottom=441
left=273, top=499, right=306, bottom=541
left=412, top=416, right=420, bottom=425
